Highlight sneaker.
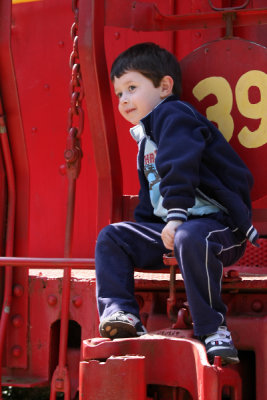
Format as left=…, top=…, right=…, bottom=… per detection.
left=201, top=326, right=240, bottom=365
left=99, top=311, right=147, bottom=339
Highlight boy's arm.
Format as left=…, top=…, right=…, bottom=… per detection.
left=152, top=102, right=206, bottom=222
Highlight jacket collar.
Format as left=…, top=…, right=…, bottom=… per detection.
left=141, top=94, right=178, bottom=139
left=130, top=95, right=179, bottom=143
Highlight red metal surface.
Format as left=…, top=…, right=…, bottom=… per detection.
left=208, top=0, right=250, bottom=11
left=81, top=336, right=242, bottom=400
left=80, top=312, right=267, bottom=399
left=0, top=257, right=94, bottom=268
left=167, top=264, right=178, bottom=323
left=0, top=0, right=30, bottom=378
left=0, top=2, right=17, bottom=396
left=0, top=103, right=16, bottom=399
left=80, top=355, right=147, bottom=400
left=180, top=37, right=267, bottom=202
left=0, top=110, right=7, bottom=311
left=2, top=269, right=98, bottom=396
left=79, top=0, right=123, bottom=233
left=0, top=1, right=30, bottom=254
left=228, top=316, right=267, bottom=400
left=49, top=180, right=76, bottom=400
left=105, top=0, right=267, bottom=32
left=11, top=0, right=96, bottom=259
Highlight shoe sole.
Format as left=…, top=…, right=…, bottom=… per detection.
left=220, top=356, right=240, bottom=365
left=208, top=354, right=240, bottom=365
left=100, top=321, right=138, bottom=339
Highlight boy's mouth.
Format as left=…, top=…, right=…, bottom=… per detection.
left=125, top=108, right=136, bottom=114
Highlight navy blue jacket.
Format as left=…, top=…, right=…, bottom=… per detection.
left=134, top=95, right=258, bottom=244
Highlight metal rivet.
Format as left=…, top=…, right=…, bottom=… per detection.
left=47, top=294, right=58, bottom=306
left=72, top=296, right=82, bottom=307
left=228, top=270, right=239, bottom=278
left=12, top=314, right=23, bottom=328
left=13, top=284, right=24, bottom=297
left=251, top=300, right=263, bottom=313
left=12, top=345, right=22, bottom=358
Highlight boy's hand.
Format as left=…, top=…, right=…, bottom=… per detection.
left=161, top=220, right=183, bottom=250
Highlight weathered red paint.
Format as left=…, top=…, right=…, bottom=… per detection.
left=81, top=336, right=242, bottom=400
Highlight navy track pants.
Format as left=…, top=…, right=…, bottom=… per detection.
left=95, top=215, right=246, bottom=336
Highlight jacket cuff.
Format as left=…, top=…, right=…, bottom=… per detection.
left=167, top=208, right=188, bottom=222
left=246, top=225, right=260, bottom=247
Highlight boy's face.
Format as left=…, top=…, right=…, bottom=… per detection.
left=113, top=71, right=167, bottom=125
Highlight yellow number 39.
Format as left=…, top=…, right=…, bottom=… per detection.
left=192, top=70, right=267, bottom=149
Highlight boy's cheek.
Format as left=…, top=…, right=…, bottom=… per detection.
left=118, top=103, right=124, bottom=115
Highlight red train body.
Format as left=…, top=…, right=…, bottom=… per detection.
left=0, top=0, right=266, bottom=399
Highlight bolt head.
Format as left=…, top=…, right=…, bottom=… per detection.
left=47, top=294, right=58, bottom=306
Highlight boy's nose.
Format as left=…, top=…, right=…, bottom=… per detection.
left=120, top=93, right=128, bottom=104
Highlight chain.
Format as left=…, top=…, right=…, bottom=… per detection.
left=50, top=3, right=84, bottom=398
left=64, top=0, right=84, bottom=178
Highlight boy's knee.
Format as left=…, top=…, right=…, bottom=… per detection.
left=96, top=224, right=116, bottom=246
left=174, top=227, right=191, bottom=247
left=174, top=224, right=201, bottom=249
left=96, top=222, right=126, bottom=246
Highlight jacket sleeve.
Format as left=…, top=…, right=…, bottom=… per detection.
left=151, top=102, right=207, bottom=222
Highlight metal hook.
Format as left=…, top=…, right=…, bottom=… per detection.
left=208, top=0, right=250, bottom=12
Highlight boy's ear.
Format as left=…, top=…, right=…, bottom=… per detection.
left=160, top=75, right=174, bottom=98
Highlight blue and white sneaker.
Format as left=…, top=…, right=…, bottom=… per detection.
left=201, top=326, right=240, bottom=365
left=99, top=311, right=147, bottom=339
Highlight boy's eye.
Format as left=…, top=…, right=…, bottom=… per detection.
left=116, top=92, right=122, bottom=99
left=128, top=85, right=136, bottom=92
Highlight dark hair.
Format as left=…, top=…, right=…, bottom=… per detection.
left=110, top=42, right=182, bottom=98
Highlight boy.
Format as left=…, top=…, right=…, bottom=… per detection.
left=95, top=42, right=258, bottom=365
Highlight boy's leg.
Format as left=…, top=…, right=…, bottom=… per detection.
left=95, top=221, right=166, bottom=324
left=173, top=215, right=246, bottom=364
left=174, top=215, right=246, bottom=337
